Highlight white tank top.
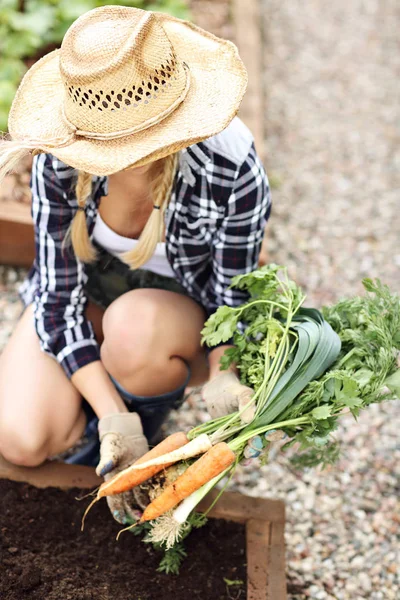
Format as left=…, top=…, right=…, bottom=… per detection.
left=92, top=212, right=175, bottom=279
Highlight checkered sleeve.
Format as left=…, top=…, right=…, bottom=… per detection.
left=204, top=143, right=271, bottom=345
left=31, top=153, right=100, bottom=379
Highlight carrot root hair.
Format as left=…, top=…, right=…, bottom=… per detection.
left=75, top=487, right=100, bottom=502
left=116, top=522, right=138, bottom=541
left=81, top=497, right=100, bottom=531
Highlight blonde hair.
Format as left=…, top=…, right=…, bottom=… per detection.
left=68, top=152, right=178, bottom=269
left=0, top=136, right=38, bottom=190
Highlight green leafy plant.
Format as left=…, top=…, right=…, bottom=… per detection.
left=0, top=0, right=189, bottom=130
left=129, top=511, right=207, bottom=574
left=138, top=267, right=399, bottom=551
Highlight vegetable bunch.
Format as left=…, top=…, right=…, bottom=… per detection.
left=89, top=266, right=400, bottom=560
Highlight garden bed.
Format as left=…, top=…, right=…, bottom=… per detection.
left=0, top=457, right=287, bottom=599
left=0, top=479, right=247, bottom=600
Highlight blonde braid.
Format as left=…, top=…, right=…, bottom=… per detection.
left=121, top=152, right=178, bottom=270
left=66, top=170, right=97, bottom=263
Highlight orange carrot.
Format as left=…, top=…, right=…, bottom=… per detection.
left=98, top=432, right=189, bottom=498
left=140, top=442, right=236, bottom=523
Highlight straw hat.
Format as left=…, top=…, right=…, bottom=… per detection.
left=7, top=5, right=247, bottom=176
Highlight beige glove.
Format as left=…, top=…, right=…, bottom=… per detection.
left=202, top=372, right=256, bottom=424
left=96, top=413, right=149, bottom=525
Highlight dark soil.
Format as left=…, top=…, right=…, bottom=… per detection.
left=0, top=479, right=247, bottom=600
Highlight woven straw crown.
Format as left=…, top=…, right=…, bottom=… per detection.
left=61, top=10, right=190, bottom=137
left=8, top=5, right=248, bottom=175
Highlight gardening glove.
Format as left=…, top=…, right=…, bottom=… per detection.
left=96, top=412, right=149, bottom=525
left=202, top=372, right=256, bottom=424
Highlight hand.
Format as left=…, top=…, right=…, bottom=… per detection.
left=96, top=412, right=149, bottom=525
left=202, top=371, right=256, bottom=424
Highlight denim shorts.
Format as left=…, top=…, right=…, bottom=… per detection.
left=84, top=241, right=191, bottom=310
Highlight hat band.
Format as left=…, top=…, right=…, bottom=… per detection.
left=62, top=62, right=191, bottom=142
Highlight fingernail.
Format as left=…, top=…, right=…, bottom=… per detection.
left=249, top=435, right=263, bottom=451
left=264, top=429, right=277, bottom=439
left=100, top=460, right=114, bottom=477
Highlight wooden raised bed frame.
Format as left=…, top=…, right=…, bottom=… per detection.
left=0, top=455, right=287, bottom=600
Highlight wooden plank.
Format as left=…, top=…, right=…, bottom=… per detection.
left=0, top=454, right=101, bottom=490
left=0, top=200, right=34, bottom=267
left=247, top=519, right=287, bottom=600
left=267, top=522, right=287, bottom=600
left=0, top=199, right=32, bottom=224
left=198, top=488, right=285, bottom=524
left=233, top=0, right=265, bottom=160
left=247, top=519, right=271, bottom=600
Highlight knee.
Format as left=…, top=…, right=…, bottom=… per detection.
left=101, top=290, right=162, bottom=374
left=0, top=419, right=48, bottom=467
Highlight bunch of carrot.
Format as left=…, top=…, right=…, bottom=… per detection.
left=85, top=432, right=236, bottom=529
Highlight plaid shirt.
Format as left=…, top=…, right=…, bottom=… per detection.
left=19, top=117, right=271, bottom=379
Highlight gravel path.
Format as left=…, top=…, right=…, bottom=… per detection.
left=255, top=1, right=399, bottom=597
left=0, top=2, right=399, bottom=598
left=260, top=0, right=399, bottom=306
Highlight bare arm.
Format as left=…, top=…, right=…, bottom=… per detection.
left=71, top=360, right=128, bottom=418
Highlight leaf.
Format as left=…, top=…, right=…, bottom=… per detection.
left=312, top=405, right=332, bottom=420
left=224, top=578, right=245, bottom=586
left=290, top=441, right=341, bottom=470
left=384, top=369, right=400, bottom=398
left=2, top=30, right=40, bottom=57
left=353, top=368, right=374, bottom=388
left=252, top=316, right=341, bottom=428
left=201, top=305, right=239, bottom=346
left=0, top=57, right=26, bottom=83
left=56, top=0, right=97, bottom=22
left=230, top=264, right=283, bottom=299
left=0, top=80, right=18, bottom=104
left=219, top=346, right=240, bottom=371
left=10, top=7, right=56, bottom=38
left=332, top=376, right=363, bottom=409
left=156, top=543, right=187, bottom=575
left=361, top=278, right=377, bottom=293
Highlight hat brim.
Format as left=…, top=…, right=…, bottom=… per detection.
left=8, top=13, right=247, bottom=176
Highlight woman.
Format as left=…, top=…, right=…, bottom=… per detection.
left=0, top=6, right=270, bottom=522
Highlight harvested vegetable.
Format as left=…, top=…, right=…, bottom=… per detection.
left=137, top=267, right=400, bottom=547
left=127, top=434, right=212, bottom=472
left=140, top=443, right=236, bottom=522
left=81, top=432, right=190, bottom=528
left=99, top=432, right=190, bottom=498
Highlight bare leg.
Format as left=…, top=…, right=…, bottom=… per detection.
left=0, top=303, right=104, bottom=466
left=100, top=288, right=209, bottom=396
left=0, top=290, right=209, bottom=466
